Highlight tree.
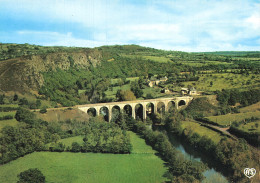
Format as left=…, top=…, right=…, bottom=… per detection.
left=210, top=81, right=213, bottom=87
left=17, top=168, right=45, bottom=183
left=0, top=94, right=4, bottom=104
left=36, top=99, right=41, bottom=108
left=116, top=90, right=136, bottom=101
left=19, top=98, right=29, bottom=106
left=145, top=93, right=154, bottom=99
left=15, top=107, right=36, bottom=125
left=138, top=76, right=145, bottom=89
left=71, top=142, right=81, bottom=152
left=39, top=107, right=47, bottom=114
left=13, top=94, right=18, bottom=101
left=130, top=81, right=143, bottom=98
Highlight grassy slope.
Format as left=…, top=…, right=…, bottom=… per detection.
left=237, top=121, right=260, bottom=133
left=47, top=136, right=85, bottom=148
left=0, top=104, right=19, bottom=108
left=0, top=119, right=18, bottom=131
left=0, top=111, right=16, bottom=118
left=0, top=132, right=168, bottom=183
left=181, top=121, right=224, bottom=144
left=240, top=101, right=260, bottom=113
left=206, top=111, right=260, bottom=126
left=35, top=108, right=89, bottom=123
left=182, top=73, right=260, bottom=92
left=105, top=83, right=167, bottom=100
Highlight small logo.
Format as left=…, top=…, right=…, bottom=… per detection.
left=244, top=168, right=256, bottom=178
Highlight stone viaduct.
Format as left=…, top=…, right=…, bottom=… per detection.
left=77, top=96, right=193, bottom=122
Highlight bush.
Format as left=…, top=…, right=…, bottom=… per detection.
left=15, top=107, right=36, bottom=125
left=17, top=168, right=45, bottom=183
left=0, top=115, right=13, bottom=120
left=49, top=142, right=65, bottom=152
left=39, top=107, right=47, bottom=114
left=71, top=142, right=81, bottom=152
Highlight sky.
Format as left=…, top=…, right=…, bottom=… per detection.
left=0, top=0, right=260, bottom=52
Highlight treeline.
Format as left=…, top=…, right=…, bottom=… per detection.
left=0, top=115, right=13, bottom=120
left=0, top=107, right=69, bottom=164
left=0, top=108, right=131, bottom=164
left=0, top=94, right=47, bottom=110
left=216, top=88, right=260, bottom=106
left=164, top=113, right=260, bottom=183
left=0, top=43, right=85, bottom=61
left=49, top=120, right=132, bottom=154
left=229, top=117, right=259, bottom=146
left=126, top=118, right=206, bottom=183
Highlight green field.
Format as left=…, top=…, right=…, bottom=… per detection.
left=0, top=104, right=19, bottom=108
left=206, top=111, right=260, bottom=126
left=237, top=121, right=260, bottom=133
left=0, top=119, right=19, bottom=131
left=182, top=73, right=259, bottom=92
left=181, top=121, right=225, bottom=143
left=175, top=60, right=232, bottom=67
left=143, top=56, right=171, bottom=63
left=0, top=111, right=16, bottom=118
left=46, top=136, right=85, bottom=148
left=240, top=102, right=260, bottom=113
left=0, top=132, right=168, bottom=183
left=110, top=77, right=139, bottom=84
left=105, top=82, right=170, bottom=100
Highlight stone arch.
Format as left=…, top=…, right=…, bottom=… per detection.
left=157, top=102, right=165, bottom=114
left=87, top=107, right=97, bottom=117
left=111, top=105, right=120, bottom=122
left=135, top=103, right=144, bottom=120
left=123, top=104, right=132, bottom=117
left=167, top=101, right=176, bottom=112
left=100, top=106, right=109, bottom=122
left=178, top=100, right=186, bottom=107
left=146, top=102, right=155, bottom=116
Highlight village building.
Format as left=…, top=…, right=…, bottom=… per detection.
left=161, top=88, right=170, bottom=93
left=181, top=87, right=197, bottom=96
left=147, top=76, right=168, bottom=87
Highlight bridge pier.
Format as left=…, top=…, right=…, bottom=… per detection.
left=143, top=105, right=147, bottom=120
left=154, top=102, right=157, bottom=114
left=108, top=106, right=112, bottom=122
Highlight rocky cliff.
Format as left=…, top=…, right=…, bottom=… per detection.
left=0, top=49, right=102, bottom=93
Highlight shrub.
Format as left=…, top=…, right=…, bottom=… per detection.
left=17, top=168, right=45, bottom=183
left=15, top=107, right=36, bottom=125
left=71, top=142, right=81, bottom=152
left=39, top=107, right=47, bottom=114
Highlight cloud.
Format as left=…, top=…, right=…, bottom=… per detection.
left=1, top=0, right=260, bottom=51
left=16, top=30, right=120, bottom=47
left=246, top=13, right=260, bottom=29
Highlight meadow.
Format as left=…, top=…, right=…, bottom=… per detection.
left=105, top=80, right=169, bottom=100
left=206, top=111, right=260, bottom=126
left=236, top=121, right=260, bottom=133
left=0, top=131, right=169, bottom=183
left=239, top=101, right=260, bottom=113
left=0, top=111, right=16, bottom=118
left=182, top=72, right=260, bottom=92
left=0, top=119, right=18, bottom=131
left=181, top=121, right=226, bottom=144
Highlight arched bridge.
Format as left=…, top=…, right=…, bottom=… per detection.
left=77, top=96, right=193, bottom=122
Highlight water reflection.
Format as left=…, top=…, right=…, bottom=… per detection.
left=155, top=126, right=229, bottom=183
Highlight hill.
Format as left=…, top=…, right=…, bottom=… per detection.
left=1, top=43, right=259, bottom=107
left=0, top=46, right=102, bottom=92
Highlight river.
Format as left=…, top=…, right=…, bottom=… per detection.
left=154, top=126, right=229, bottom=183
